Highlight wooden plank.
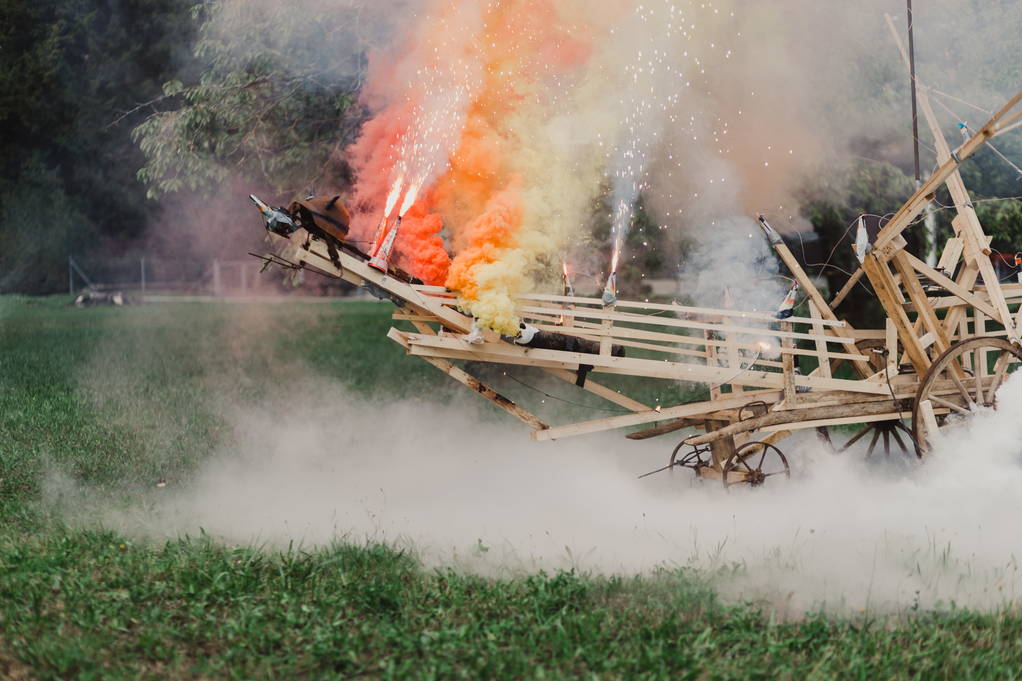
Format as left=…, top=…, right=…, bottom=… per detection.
left=886, top=318, right=899, bottom=373
left=760, top=411, right=913, bottom=432
left=528, top=321, right=868, bottom=362
left=861, top=253, right=932, bottom=373
left=705, top=329, right=723, bottom=400
left=685, top=399, right=906, bottom=446
left=891, top=251, right=954, bottom=359
left=722, top=289, right=742, bottom=391
left=515, top=304, right=857, bottom=346
left=901, top=251, right=1001, bottom=320
left=389, top=330, right=548, bottom=431
left=918, top=399, right=945, bottom=453
left=532, top=392, right=784, bottom=442
left=402, top=333, right=891, bottom=395
left=764, top=224, right=874, bottom=378
left=515, top=293, right=847, bottom=327
left=936, top=237, right=964, bottom=274
left=781, top=321, right=797, bottom=406
left=809, top=301, right=832, bottom=379
left=706, top=419, right=735, bottom=469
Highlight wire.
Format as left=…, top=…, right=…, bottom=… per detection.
left=930, top=87, right=993, bottom=116
left=500, top=370, right=631, bottom=413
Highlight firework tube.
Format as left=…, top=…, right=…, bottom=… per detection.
left=756, top=215, right=783, bottom=246
left=602, top=271, right=618, bottom=307
left=369, top=217, right=402, bottom=272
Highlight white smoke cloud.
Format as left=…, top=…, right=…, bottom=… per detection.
left=67, top=371, right=1022, bottom=616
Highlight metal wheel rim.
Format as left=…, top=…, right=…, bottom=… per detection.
left=722, top=441, right=791, bottom=488
left=912, top=337, right=1022, bottom=457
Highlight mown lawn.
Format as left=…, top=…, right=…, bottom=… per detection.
left=3, top=296, right=1022, bottom=680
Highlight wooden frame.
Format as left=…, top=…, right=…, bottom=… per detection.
left=252, top=32, right=1022, bottom=469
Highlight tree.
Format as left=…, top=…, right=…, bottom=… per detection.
left=0, top=0, right=198, bottom=293
left=133, top=0, right=384, bottom=199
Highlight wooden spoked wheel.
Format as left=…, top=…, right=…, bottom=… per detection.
left=722, top=441, right=790, bottom=488
left=912, top=337, right=1022, bottom=456
left=817, top=420, right=915, bottom=459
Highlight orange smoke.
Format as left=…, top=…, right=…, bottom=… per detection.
left=346, top=0, right=602, bottom=322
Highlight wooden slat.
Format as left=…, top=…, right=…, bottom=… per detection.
left=532, top=392, right=784, bottom=442
left=901, top=251, right=1001, bottom=320
left=861, top=253, right=931, bottom=373
left=891, top=251, right=954, bottom=359
left=809, top=301, right=832, bottom=379
left=401, top=333, right=892, bottom=396
left=515, top=293, right=847, bottom=327
left=516, top=304, right=856, bottom=346
left=686, top=399, right=906, bottom=446
left=389, top=329, right=548, bottom=431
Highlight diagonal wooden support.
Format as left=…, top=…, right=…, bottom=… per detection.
left=761, top=218, right=873, bottom=378
left=389, top=328, right=548, bottom=431
left=861, top=253, right=931, bottom=374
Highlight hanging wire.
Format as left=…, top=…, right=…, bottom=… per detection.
left=930, top=87, right=993, bottom=116
left=500, top=370, right=631, bottom=413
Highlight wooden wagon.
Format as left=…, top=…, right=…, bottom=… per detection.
left=252, top=37, right=1022, bottom=488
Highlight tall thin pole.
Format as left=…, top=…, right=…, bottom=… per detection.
left=908, top=0, right=920, bottom=183
left=907, top=0, right=937, bottom=265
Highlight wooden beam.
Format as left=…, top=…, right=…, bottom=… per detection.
left=901, top=251, right=1001, bottom=320
left=389, top=330, right=548, bottom=431
left=861, top=253, right=932, bottom=373
left=808, top=301, right=832, bottom=379
left=781, top=321, right=797, bottom=406
left=685, top=399, right=907, bottom=446
left=515, top=293, right=847, bottom=327
left=515, top=304, right=855, bottom=346
left=401, top=333, right=891, bottom=395
left=891, top=251, right=954, bottom=357
left=532, top=392, right=784, bottom=442
left=763, top=221, right=873, bottom=378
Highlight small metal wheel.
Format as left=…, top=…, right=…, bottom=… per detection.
left=820, top=420, right=915, bottom=459
left=669, top=441, right=711, bottom=471
left=913, top=337, right=1022, bottom=456
left=722, top=441, right=791, bottom=488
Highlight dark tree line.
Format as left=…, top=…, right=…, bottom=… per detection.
left=0, top=0, right=199, bottom=292
left=2, top=0, right=1021, bottom=298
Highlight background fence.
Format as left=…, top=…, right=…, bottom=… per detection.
left=67, top=255, right=356, bottom=297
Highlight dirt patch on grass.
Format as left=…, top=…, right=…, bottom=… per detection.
left=0, top=639, right=33, bottom=681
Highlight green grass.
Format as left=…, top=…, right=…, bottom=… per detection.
left=4, top=296, right=1022, bottom=680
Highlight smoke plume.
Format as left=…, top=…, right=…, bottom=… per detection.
left=55, top=370, right=1022, bottom=616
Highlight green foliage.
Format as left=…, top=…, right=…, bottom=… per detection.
left=0, top=0, right=198, bottom=293
left=798, top=159, right=916, bottom=327
left=133, top=0, right=377, bottom=198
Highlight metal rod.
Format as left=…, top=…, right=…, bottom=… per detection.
left=908, top=0, right=921, bottom=183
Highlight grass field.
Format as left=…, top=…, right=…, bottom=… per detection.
left=4, top=296, right=1022, bottom=680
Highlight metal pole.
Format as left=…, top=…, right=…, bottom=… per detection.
left=908, top=0, right=920, bottom=184
left=907, top=1, right=938, bottom=265
left=140, top=256, right=147, bottom=294
left=69, top=255, right=73, bottom=296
